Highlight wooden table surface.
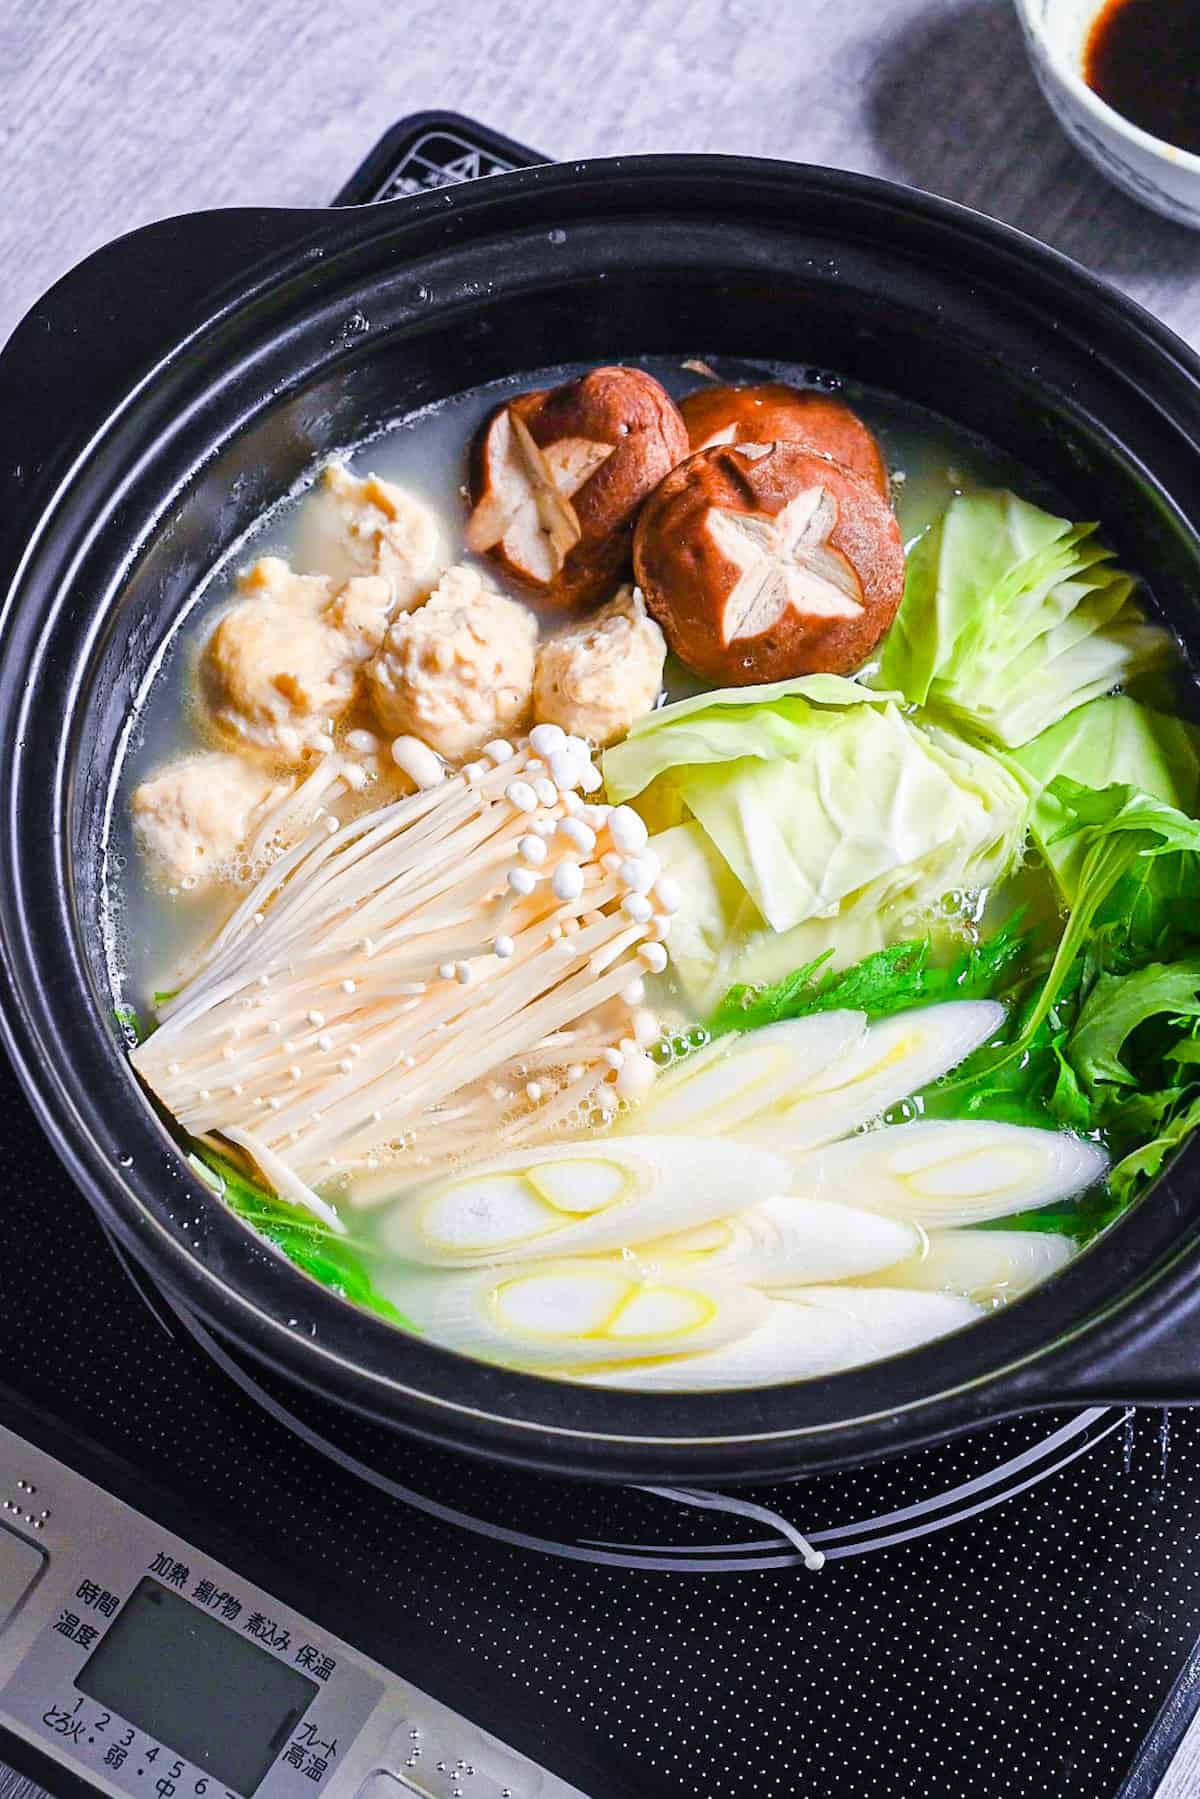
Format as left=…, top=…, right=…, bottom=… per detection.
left=5, top=4, right=1200, bottom=1795
left=4, top=0, right=1200, bottom=352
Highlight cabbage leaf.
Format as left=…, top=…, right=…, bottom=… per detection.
left=603, top=673, right=896, bottom=804
left=675, top=709, right=1024, bottom=935
left=625, top=684, right=1027, bottom=1004
left=1009, top=696, right=1200, bottom=898
left=653, top=821, right=895, bottom=1005
left=878, top=490, right=1170, bottom=747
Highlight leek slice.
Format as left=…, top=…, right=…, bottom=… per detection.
left=630, top=1011, right=866, bottom=1137
left=859, top=1227, right=1074, bottom=1306
left=376, top=1135, right=790, bottom=1267
left=640, top=1195, right=918, bottom=1287
left=789, top=1118, right=1108, bottom=1226
left=582, top=1285, right=979, bottom=1389
left=386, top=1259, right=768, bottom=1369
left=736, top=1000, right=1004, bottom=1154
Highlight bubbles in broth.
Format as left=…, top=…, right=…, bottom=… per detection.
left=107, top=355, right=1199, bottom=1390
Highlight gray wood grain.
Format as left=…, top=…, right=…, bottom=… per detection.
left=1152, top=1690, right=1200, bottom=1799
left=3, top=0, right=1200, bottom=352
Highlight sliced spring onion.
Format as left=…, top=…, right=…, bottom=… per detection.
left=638, top=1195, right=918, bottom=1287
left=788, top=1118, right=1108, bottom=1227
left=375, top=1134, right=790, bottom=1267
left=735, top=1000, right=1005, bottom=1155
left=384, top=1259, right=769, bottom=1369
left=856, top=1227, right=1075, bottom=1306
left=580, top=1284, right=979, bottom=1389
left=629, top=1011, right=866, bottom=1137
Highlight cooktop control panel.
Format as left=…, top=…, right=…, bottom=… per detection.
left=0, top=1425, right=584, bottom=1799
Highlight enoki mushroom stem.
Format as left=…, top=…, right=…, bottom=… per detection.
left=133, top=733, right=673, bottom=1206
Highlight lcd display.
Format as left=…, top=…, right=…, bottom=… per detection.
left=76, top=1577, right=318, bottom=1794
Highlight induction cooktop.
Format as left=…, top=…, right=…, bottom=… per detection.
left=3, top=114, right=1200, bottom=1799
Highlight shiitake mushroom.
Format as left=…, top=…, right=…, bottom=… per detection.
left=466, top=366, right=689, bottom=612
left=680, top=382, right=889, bottom=497
left=633, top=441, right=905, bottom=685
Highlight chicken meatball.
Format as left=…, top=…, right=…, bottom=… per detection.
left=203, top=556, right=393, bottom=763
left=291, top=462, right=445, bottom=607
left=533, top=586, right=666, bottom=747
left=365, top=565, right=538, bottom=761
left=132, top=753, right=290, bottom=890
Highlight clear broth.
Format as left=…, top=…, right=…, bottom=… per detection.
left=107, top=354, right=1047, bottom=1017
left=107, top=354, right=1119, bottom=1387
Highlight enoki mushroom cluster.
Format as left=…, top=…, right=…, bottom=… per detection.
left=133, top=724, right=678, bottom=1215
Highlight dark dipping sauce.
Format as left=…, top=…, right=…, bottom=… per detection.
left=1084, top=0, right=1200, bottom=156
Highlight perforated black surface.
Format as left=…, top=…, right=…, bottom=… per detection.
left=2, top=1027, right=1200, bottom=1797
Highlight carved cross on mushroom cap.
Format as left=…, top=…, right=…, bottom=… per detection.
left=705, top=479, right=865, bottom=644
left=466, top=406, right=614, bottom=583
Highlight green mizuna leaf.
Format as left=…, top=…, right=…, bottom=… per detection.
left=191, top=1147, right=419, bottom=1332
left=930, top=779, right=1200, bottom=1219
left=708, top=914, right=1030, bottom=1038
left=1068, top=956, right=1200, bottom=1092
left=114, top=1003, right=147, bottom=1046
left=1108, top=1092, right=1200, bottom=1203
left=991, top=782, right=1200, bottom=1062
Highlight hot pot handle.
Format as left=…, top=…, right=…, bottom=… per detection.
left=332, top=111, right=548, bottom=206
left=0, top=208, right=335, bottom=587
left=1018, top=1247, right=1200, bottom=1408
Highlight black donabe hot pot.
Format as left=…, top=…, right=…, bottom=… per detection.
left=3, top=142, right=1200, bottom=1487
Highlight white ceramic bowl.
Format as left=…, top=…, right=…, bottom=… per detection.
left=1013, top=0, right=1200, bottom=227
